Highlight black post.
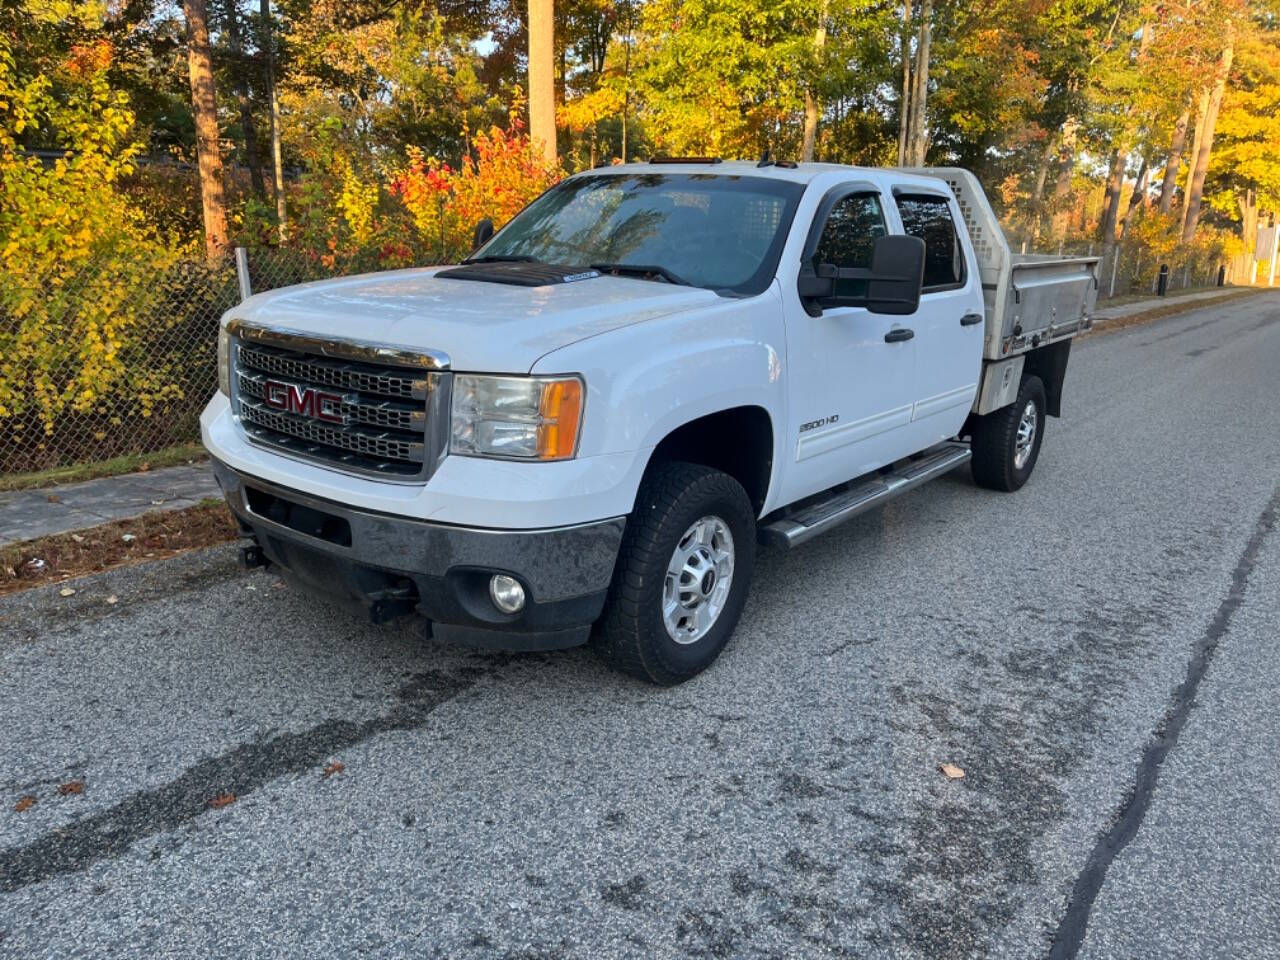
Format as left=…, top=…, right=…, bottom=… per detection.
left=1157, top=263, right=1170, bottom=297
left=1216, top=264, right=1226, bottom=287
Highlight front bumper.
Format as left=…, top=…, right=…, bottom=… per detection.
left=210, top=456, right=624, bottom=650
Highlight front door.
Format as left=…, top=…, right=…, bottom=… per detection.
left=779, top=188, right=920, bottom=505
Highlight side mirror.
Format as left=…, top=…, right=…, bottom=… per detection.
left=471, top=217, right=494, bottom=252
left=864, top=234, right=925, bottom=315
left=798, top=234, right=926, bottom=316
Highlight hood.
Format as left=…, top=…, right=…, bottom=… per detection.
left=228, top=267, right=719, bottom=372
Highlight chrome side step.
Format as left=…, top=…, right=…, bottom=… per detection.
left=760, top=442, right=972, bottom=548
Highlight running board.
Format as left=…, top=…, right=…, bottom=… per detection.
left=760, top=443, right=972, bottom=548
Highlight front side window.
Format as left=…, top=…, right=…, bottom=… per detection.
left=895, top=194, right=964, bottom=290
left=476, top=173, right=805, bottom=296
left=812, top=193, right=887, bottom=300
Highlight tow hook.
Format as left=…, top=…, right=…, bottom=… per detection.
left=240, top=543, right=269, bottom=570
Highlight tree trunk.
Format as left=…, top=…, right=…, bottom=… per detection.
left=260, top=0, right=286, bottom=240
left=1028, top=131, right=1059, bottom=243
left=906, top=0, right=932, bottom=165
left=222, top=0, right=265, bottom=198
left=801, top=6, right=827, bottom=163
left=1157, top=106, right=1189, bottom=214
left=1119, top=157, right=1148, bottom=239
left=897, top=0, right=913, bottom=165
left=1235, top=188, right=1257, bottom=281
left=183, top=0, right=228, bottom=261
left=1049, top=117, right=1078, bottom=240
left=1099, top=149, right=1126, bottom=251
left=1182, top=39, right=1233, bottom=243
left=528, top=0, right=557, bottom=166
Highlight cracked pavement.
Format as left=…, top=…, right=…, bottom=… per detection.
left=2, top=291, right=1279, bottom=958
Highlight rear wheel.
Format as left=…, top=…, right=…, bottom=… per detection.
left=971, top=375, right=1046, bottom=492
left=594, top=462, right=756, bottom=685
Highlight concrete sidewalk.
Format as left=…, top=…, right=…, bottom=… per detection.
left=1092, top=285, right=1255, bottom=323
left=0, top=463, right=220, bottom=547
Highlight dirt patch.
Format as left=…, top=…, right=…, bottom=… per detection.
left=1, top=502, right=239, bottom=596
left=1084, top=288, right=1269, bottom=339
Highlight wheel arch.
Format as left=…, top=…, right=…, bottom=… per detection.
left=642, top=406, right=775, bottom=516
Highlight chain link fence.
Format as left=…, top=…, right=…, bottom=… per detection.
left=1002, top=230, right=1233, bottom=301
left=0, top=246, right=366, bottom=478
left=0, top=235, right=1247, bottom=480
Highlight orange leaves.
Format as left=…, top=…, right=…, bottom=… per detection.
left=208, top=792, right=237, bottom=809
left=322, top=761, right=345, bottom=778
left=58, top=780, right=85, bottom=795
left=390, top=122, right=562, bottom=264
left=14, top=795, right=36, bottom=813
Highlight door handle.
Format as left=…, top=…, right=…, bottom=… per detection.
left=884, top=328, right=915, bottom=343
left=960, top=312, right=984, bottom=326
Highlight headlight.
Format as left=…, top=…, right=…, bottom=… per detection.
left=217, top=326, right=231, bottom=396
left=450, top=374, right=584, bottom=460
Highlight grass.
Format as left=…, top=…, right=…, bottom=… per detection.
left=0, top=443, right=207, bottom=493
left=0, top=500, right=238, bottom=596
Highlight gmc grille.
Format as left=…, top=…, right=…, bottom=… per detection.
left=231, top=339, right=447, bottom=480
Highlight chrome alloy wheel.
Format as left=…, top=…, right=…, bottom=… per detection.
left=1014, top=399, right=1038, bottom=470
left=663, top=516, right=735, bottom=644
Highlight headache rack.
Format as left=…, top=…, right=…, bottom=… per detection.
left=226, top=320, right=452, bottom=482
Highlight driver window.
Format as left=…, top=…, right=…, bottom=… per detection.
left=813, top=193, right=887, bottom=299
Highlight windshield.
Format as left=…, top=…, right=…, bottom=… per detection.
left=474, top=173, right=805, bottom=296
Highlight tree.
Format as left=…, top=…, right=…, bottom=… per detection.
left=183, top=0, right=229, bottom=259
left=528, top=0, right=558, bottom=164
left=1182, top=32, right=1236, bottom=241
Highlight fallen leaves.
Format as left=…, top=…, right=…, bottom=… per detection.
left=1, top=503, right=238, bottom=596
left=46, top=494, right=61, bottom=503
left=14, top=795, right=36, bottom=813
left=208, top=792, right=237, bottom=809
left=105, top=595, right=119, bottom=605
left=58, top=780, right=85, bottom=796
left=322, top=761, right=345, bottom=778
left=59, top=587, right=76, bottom=597
left=939, top=763, right=966, bottom=781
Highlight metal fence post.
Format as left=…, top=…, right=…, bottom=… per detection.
left=235, top=247, right=253, bottom=302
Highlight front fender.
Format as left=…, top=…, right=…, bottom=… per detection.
left=531, top=286, right=789, bottom=514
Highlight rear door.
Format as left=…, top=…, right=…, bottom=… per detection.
left=778, top=185, right=920, bottom=504
left=891, top=190, right=985, bottom=447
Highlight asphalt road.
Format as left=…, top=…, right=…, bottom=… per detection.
left=3, top=291, right=1279, bottom=959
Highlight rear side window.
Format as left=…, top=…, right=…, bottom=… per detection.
left=813, top=193, right=886, bottom=299
left=895, top=194, right=964, bottom=290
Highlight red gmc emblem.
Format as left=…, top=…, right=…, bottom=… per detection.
left=262, top=380, right=349, bottom=425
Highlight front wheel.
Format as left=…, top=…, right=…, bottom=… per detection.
left=593, top=462, right=756, bottom=685
left=970, top=375, right=1046, bottom=492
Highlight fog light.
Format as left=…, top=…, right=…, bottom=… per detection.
left=489, top=574, right=526, bottom=614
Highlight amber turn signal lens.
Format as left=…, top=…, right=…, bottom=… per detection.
left=536, top=378, right=584, bottom=460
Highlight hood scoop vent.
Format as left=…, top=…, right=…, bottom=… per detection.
left=436, top=261, right=600, bottom=287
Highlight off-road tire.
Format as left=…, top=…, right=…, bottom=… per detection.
left=593, top=462, right=756, bottom=685
left=971, top=374, right=1046, bottom=492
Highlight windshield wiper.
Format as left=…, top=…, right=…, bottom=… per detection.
left=461, top=254, right=541, bottom=265
left=590, top=263, right=691, bottom=286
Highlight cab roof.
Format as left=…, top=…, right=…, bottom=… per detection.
left=570, top=160, right=951, bottom=193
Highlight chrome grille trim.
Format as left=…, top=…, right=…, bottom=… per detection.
left=237, top=371, right=426, bottom=432
left=238, top=344, right=429, bottom=400
left=227, top=318, right=450, bottom=370
left=239, top=398, right=427, bottom=468
left=228, top=321, right=452, bottom=482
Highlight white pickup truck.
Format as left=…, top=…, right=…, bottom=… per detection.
left=203, top=161, right=1098, bottom=684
